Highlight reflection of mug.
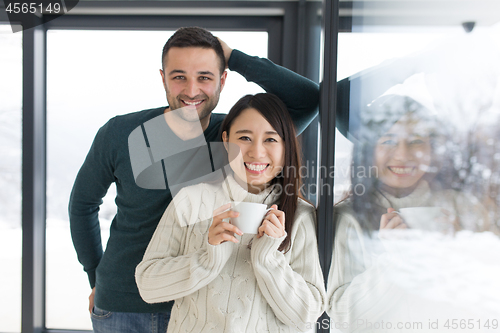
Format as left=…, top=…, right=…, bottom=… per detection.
left=231, top=202, right=271, bottom=234
left=398, top=207, right=444, bottom=231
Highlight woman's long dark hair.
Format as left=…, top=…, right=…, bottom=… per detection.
left=349, top=94, right=450, bottom=232
left=220, top=93, right=302, bottom=252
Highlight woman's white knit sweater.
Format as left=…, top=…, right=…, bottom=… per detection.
left=136, top=176, right=326, bottom=332
left=326, top=181, right=490, bottom=332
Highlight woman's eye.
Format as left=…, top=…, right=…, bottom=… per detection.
left=380, top=139, right=397, bottom=146
left=238, top=136, right=251, bottom=141
left=409, top=139, right=425, bottom=145
left=265, top=137, right=278, bottom=143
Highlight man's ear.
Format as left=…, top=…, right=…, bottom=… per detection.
left=160, top=69, right=167, bottom=91
left=219, top=70, right=228, bottom=92
left=222, top=131, right=229, bottom=151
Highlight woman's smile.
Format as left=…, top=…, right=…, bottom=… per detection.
left=244, top=162, right=270, bottom=174
left=387, top=166, right=416, bottom=176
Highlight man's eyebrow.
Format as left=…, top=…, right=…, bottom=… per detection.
left=168, top=69, right=186, bottom=76
left=198, top=71, right=216, bottom=76
left=167, top=70, right=216, bottom=77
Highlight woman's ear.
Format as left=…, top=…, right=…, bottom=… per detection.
left=222, top=131, right=229, bottom=151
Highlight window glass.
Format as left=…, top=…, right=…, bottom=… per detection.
left=0, top=23, right=22, bottom=333
left=328, top=8, right=500, bottom=331
left=334, top=29, right=458, bottom=201
left=46, top=29, right=267, bottom=330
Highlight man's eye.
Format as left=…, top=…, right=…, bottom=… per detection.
left=199, top=76, right=210, bottom=81
left=173, top=76, right=185, bottom=80
left=410, top=139, right=425, bottom=145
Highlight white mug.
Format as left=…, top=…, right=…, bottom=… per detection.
left=230, top=202, right=271, bottom=234
left=398, top=207, right=444, bottom=231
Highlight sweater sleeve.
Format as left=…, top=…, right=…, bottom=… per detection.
left=326, top=212, right=405, bottom=332
left=228, top=49, right=319, bottom=135
left=135, top=195, right=234, bottom=304
left=250, top=209, right=325, bottom=332
left=68, top=120, right=116, bottom=288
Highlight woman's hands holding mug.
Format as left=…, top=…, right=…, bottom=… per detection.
left=209, top=203, right=243, bottom=245
left=257, top=204, right=286, bottom=239
left=379, top=208, right=409, bottom=242
left=380, top=207, right=408, bottom=230
left=209, top=203, right=285, bottom=245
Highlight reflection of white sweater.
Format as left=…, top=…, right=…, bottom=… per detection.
left=326, top=181, right=491, bottom=333
left=136, top=176, right=325, bottom=333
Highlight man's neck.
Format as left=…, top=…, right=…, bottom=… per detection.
left=163, top=107, right=211, bottom=141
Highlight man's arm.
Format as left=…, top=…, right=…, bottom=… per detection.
left=219, top=39, right=319, bottom=135
left=68, top=120, right=116, bottom=290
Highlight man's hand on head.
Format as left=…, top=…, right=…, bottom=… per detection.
left=217, top=37, right=233, bottom=69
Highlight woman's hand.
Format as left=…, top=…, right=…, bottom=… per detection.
left=436, top=208, right=459, bottom=234
left=216, top=37, right=233, bottom=69
left=208, top=203, right=243, bottom=245
left=257, top=204, right=286, bottom=239
left=380, top=207, right=408, bottom=230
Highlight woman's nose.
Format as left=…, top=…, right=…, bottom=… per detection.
left=248, top=142, right=266, bottom=158
left=393, top=142, right=411, bottom=161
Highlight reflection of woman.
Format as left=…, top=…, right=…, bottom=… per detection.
left=326, top=93, right=490, bottom=332
left=136, top=93, right=325, bottom=333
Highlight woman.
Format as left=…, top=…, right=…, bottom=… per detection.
left=326, top=92, right=490, bottom=332
left=136, top=93, right=325, bottom=333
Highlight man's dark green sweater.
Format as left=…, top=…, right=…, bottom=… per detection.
left=68, top=50, right=319, bottom=313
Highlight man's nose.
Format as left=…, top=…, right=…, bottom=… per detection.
left=184, top=79, right=200, bottom=98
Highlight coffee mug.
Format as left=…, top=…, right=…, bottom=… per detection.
left=230, top=202, right=271, bottom=234
left=398, top=207, right=444, bottom=231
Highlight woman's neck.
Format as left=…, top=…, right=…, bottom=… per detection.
left=233, top=174, right=268, bottom=194
left=377, top=181, right=421, bottom=198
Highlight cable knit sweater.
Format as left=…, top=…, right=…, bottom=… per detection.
left=136, top=175, right=326, bottom=333
left=326, top=181, right=490, bottom=332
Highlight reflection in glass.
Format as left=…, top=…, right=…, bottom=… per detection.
left=0, top=24, right=22, bottom=332
left=334, top=30, right=459, bottom=202
left=46, top=30, right=267, bottom=330
left=328, top=22, right=500, bottom=332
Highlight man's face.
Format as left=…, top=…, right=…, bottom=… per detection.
left=161, top=47, right=227, bottom=124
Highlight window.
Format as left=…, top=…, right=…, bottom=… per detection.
left=334, top=28, right=459, bottom=201
left=0, top=23, right=22, bottom=333
left=46, top=29, right=267, bottom=330
left=327, top=15, right=500, bottom=332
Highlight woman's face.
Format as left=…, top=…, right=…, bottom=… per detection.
left=223, top=108, right=285, bottom=194
left=374, top=116, right=432, bottom=192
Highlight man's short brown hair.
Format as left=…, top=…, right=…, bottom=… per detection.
left=162, top=27, right=225, bottom=75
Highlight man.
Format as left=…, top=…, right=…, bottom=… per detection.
left=69, top=27, right=318, bottom=332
